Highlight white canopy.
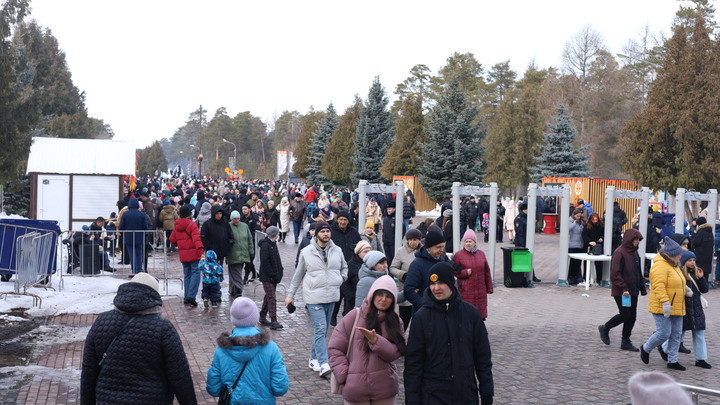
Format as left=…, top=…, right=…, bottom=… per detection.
left=26, top=137, right=136, bottom=175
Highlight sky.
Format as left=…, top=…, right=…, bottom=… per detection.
left=23, top=0, right=696, bottom=149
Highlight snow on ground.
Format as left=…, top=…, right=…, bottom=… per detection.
left=0, top=274, right=185, bottom=319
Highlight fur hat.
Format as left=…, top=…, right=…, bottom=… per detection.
left=424, top=229, right=446, bottom=248
left=230, top=297, right=260, bottom=328
left=428, top=262, right=456, bottom=288
left=354, top=240, right=371, bottom=255
left=405, top=228, right=422, bottom=241
left=266, top=226, right=280, bottom=239
left=463, top=229, right=477, bottom=243
left=363, top=250, right=386, bottom=269
left=662, top=236, right=683, bottom=257
left=130, top=272, right=160, bottom=293
left=627, top=371, right=691, bottom=405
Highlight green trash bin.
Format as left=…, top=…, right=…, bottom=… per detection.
left=501, top=246, right=531, bottom=288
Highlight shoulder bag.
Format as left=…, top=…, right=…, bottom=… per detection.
left=218, top=359, right=250, bottom=405
left=330, top=310, right=361, bottom=395
left=98, top=317, right=136, bottom=368
left=688, top=276, right=709, bottom=310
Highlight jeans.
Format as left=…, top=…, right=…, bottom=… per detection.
left=202, top=282, right=221, bottom=302
left=182, top=260, right=200, bottom=300
left=643, top=314, right=683, bottom=362
left=293, top=220, right=303, bottom=242
left=126, top=243, right=144, bottom=273
left=662, top=329, right=708, bottom=361
left=605, top=295, right=638, bottom=339
left=403, top=218, right=410, bottom=233
left=308, top=302, right=334, bottom=364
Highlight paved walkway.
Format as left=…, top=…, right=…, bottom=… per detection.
left=6, top=226, right=720, bottom=404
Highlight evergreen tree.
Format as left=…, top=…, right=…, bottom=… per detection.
left=393, top=64, right=432, bottom=112
left=292, top=108, right=324, bottom=178
left=323, top=97, right=361, bottom=185
left=307, top=103, right=337, bottom=185
left=419, top=78, right=485, bottom=202
left=137, top=141, right=168, bottom=176
left=351, top=77, right=395, bottom=185
left=381, top=94, right=425, bottom=178
left=531, top=104, right=589, bottom=181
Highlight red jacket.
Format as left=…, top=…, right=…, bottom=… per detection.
left=169, top=218, right=204, bottom=263
left=452, top=248, right=494, bottom=319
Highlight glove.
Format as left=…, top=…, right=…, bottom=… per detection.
left=481, top=395, right=493, bottom=405
left=685, top=286, right=694, bottom=297
left=662, top=301, right=671, bottom=318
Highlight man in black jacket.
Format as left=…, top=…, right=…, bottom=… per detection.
left=404, top=262, right=493, bottom=405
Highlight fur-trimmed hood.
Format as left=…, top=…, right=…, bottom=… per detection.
left=216, top=327, right=272, bottom=363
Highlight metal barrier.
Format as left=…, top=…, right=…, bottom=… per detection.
left=678, top=383, right=720, bottom=405
left=58, top=229, right=180, bottom=294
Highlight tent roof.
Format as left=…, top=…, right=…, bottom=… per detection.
left=26, top=137, right=136, bottom=175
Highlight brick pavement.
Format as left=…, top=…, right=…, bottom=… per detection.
left=7, top=227, right=720, bottom=404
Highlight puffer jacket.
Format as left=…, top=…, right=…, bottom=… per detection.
left=389, top=238, right=420, bottom=308
left=159, top=205, right=179, bottom=231
left=206, top=327, right=289, bottom=405
left=288, top=238, right=348, bottom=305
left=169, top=218, right=204, bottom=263
left=684, top=267, right=708, bottom=331
left=452, top=247, right=493, bottom=319
left=80, top=283, right=196, bottom=405
left=648, top=253, right=686, bottom=316
left=200, top=205, right=234, bottom=260
left=258, top=238, right=283, bottom=284
left=328, top=275, right=402, bottom=403
left=227, top=220, right=254, bottom=265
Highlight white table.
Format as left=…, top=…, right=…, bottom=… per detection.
left=568, top=253, right=612, bottom=290
left=645, top=253, right=657, bottom=261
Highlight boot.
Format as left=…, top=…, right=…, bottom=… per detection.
left=621, top=339, right=639, bottom=352
left=640, top=344, right=650, bottom=364
left=679, top=342, right=691, bottom=354
left=657, top=346, right=668, bottom=361
left=598, top=325, right=610, bottom=345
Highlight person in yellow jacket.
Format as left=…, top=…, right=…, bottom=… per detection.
left=640, top=236, right=690, bottom=370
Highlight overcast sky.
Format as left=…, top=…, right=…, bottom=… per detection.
left=26, top=0, right=696, bottom=149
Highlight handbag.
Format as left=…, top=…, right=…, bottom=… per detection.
left=687, top=276, right=709, bottom=310
left=590, top=243, right=603, bottom=255
left=330, top=309, right=361, bottom=395
left=218, top=359, right=250, bottom=405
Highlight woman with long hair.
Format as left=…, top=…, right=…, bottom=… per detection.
left=583, top=213, right=605, bottom=284
left=328, top=275, right=405, bottom=405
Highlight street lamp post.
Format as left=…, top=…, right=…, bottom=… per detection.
left=222, top=138, right=237, bottom=171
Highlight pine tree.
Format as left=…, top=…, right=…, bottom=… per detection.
left=531, top=104, right=589, bottom=181
left=419, top=78, right=485, bottom=202
left=351, top=77, right=395, bottom=185
left=323, top=97, right=361, bottom=185
left=292, top=108, right=324, bottom=178
left=307, top=104, right=337, bottom=185
left=381, top=94, right=426, bottom=178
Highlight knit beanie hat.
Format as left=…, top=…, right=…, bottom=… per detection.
left=405, top=228, right=422, bottom=241
left=463, top=229, right=477, bottom=243
left=230, top=297, right=260, bottom=328
left=696, top=216, right=707, bottom=226
left=230, top=210, right=241, bottom=220
left=179, top=206, right=192, bottom=218
left=442, top=209, right=452, bottom=218
left=130, top=272, right=160, bottom=293
left=315, top=221, right=331, bottom=233
left=266, top=226, right=280, bottom=239
left=354, top=240, right=371, bottom=255
left=627, top=371, right=691, bottom=405
left=364, top=250, right=386, bottom=269
left=662, top=236, right=683, bottom=257
left=424, top=229, right=446, bottom=248
left=336, top=210, right=351, bottom=220
left=164, top=200, right=171, bottom=205
left=365, top=219, right=375, bottom=229
left=680, top=251, right=696, bottom=268
left=428, top=262, right=456, bottom=288
left=519, top=202, right=528, bottom=211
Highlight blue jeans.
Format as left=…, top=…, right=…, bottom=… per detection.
left=643, top=314, right=683, bottom=362
left=182, top=260, right=200, bottom=300
left=403, top=218, right=410, bottom=233
left=662, top=329, right=708, bottom=361
left=308, top=303, right=335, bottom=365
left=293, top=220, right=303, bottom=242
left=126, top=243, right=144, bottom=273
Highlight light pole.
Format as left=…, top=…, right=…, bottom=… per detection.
left=222, top=138, right=237, bottom=171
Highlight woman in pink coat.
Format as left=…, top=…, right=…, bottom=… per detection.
left=328, top=275, right=405, bottom=405
left=452, top=229, right=494, bottom=319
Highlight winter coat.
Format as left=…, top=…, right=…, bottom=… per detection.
left=258, top=238, right=283, bottom=284
left=355, top=263, right=390, bottom=307
left=200, top=206, right=234, bottom=260
left=389, top=238, right=419, bottom=307
left=452, top=248, right=493, bottom=319
left=288, top=199, right=307, bottom=222
left=692, top=223, right=714, bottom=274
left=80, top=282, right=196, bottom=405
left=404, top=288, right=493, bottom=405
left=200, top=250, right=224, bottom=284
left=360, top=231, right=384, bottom=253
left=227, top=220, right=254, bottom=265
left=119, top=198, right=151, bottom=246
left=404, top=247, right=449, bottom=313
left=330, top=222, right=361, bottom=262
left=288, top=239, right=348, bottom=305
left=610, top=229, right=646, bottom=297
left=159, top=205, right=179, bottom=231
left=383, top=213, right=400, bottom=245
left=513, top=212, right=527, bottom=248
left=684, top=267, right=708, bottom=331
left=328, top=276, right=402, bottom=403
left=366, top=203, right=382, bottom=226
left=169, top=218, right=204, bottom=263
left=647, top=253, right=686, bottom=316
left=346, top=254, right=363, bottom=294
left=196, top=202, right=212, bottom=230
left=503, top=202, right=517, bottom=231
left=265, top=207, right=280, bottom=228
left=206, top=327, right=289, bottom=405
left=279, top=202, right=291, bottom=233
left=582, top=223, right=604, bottom=249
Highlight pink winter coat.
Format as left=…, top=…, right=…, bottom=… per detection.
left=328, top=275, right=402, bottom=403
left=452, top=248, right=494, bottom=318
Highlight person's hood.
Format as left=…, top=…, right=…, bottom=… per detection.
left=205, top=250, right=218, bottom=263
left=621, top=228, right=642, bottom=252
left=361, top=274, right=398, bottom=310
left=127, top=197, right=140, bottom=210
left=162, top=205, right=175, bottom=213
left=359, top=263, right=388, bottom=281
left=173, top=217, right=195, bottom=233
left=216, top=327, right=271, bottom=363
left=113, top=281, right=162, bottom=313
left=210, top=205, right=225, bottom=221
left=199, top=202, right=212, bottom=216
left=697, top=223, right=713, bottom=232
left=311, top=236, right=338, bottom=251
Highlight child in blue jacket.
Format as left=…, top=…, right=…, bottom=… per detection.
left=200, top=250, right=224, bottom=307
left=206, top=297, right=289, bottom=404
